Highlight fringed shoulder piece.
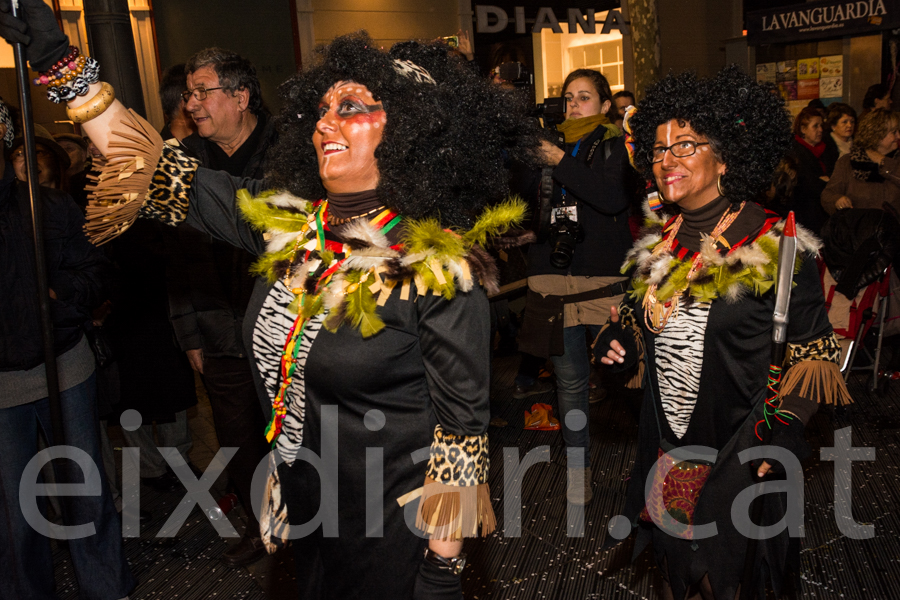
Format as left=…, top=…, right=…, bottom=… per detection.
left=621, top=210, right=821, bottom=305
left=240, top=191, right=529, bottom=338
left=396, top=425, right=496, bottom=540
left=84, top=109, right=169, bottom=244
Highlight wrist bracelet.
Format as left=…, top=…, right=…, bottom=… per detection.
left=33, top=44, right=101, bottom=104
left=66, top=82, right=115, bottom=124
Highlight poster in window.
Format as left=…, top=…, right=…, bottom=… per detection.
left=779, top=81, right=798, bottom=101
left=776, top=60, right=797, bottom=82
left=819, top=55, right=843, bottom=78
left=819, top=77, right=843, bottom=98
left=797, top=58, right=819, bottom=80
left=798, top=79, right=819, bottom=100
left=756, top=62, right=777, bottom=83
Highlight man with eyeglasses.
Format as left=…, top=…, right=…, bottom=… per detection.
left=165, top=47, right=276, bottom=568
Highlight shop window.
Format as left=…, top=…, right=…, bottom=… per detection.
left=533, top=13, right=625, bottom=103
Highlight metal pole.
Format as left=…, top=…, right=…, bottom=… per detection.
left=11, top=0, right=65, bottom=447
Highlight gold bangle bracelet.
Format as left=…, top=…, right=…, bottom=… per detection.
left=66, top=82, right=115, bottom=124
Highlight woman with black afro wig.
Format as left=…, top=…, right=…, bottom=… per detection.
left=14, top=13, right=548, bottom=597
left=596, top=66, right=851, bottom=599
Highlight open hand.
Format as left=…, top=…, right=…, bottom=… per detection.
left=599, top=306, right=626, bottom=365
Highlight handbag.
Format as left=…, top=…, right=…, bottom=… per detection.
left=638, top=344, right=715, bottom=538
left=638, top=443, right=712, bottom=536
left=84, top=325, right=116, bottom=368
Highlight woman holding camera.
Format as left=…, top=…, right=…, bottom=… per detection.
left=519, top=69, right=633, bottom=505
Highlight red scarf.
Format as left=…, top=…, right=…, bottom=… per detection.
left=795, top=135, right=827, bottom=174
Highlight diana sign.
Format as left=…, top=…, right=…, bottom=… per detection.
left=747, top=0, right=900, bottom=45
left=475, top=5, right=629, bottom=35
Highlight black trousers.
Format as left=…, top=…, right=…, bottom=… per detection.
left=202, top=355, right=270, bottom=533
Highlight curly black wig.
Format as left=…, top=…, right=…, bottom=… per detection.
left=629, top=65, right=792, bottom=206
left=265, top=32, right=546, bottom=228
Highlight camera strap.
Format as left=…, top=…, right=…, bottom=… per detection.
left=558, top=139, right=583, bottom=204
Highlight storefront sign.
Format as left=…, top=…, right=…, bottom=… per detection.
left=475, top=5, right=629, bottom=35
left=747, top=0, right=900, bottom=45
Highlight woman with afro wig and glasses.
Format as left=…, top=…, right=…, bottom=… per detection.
left=596, top=66, right=851, bottom=599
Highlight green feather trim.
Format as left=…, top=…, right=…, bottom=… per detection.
left=343, top=271, right=384, bottom=337
left=238, top=189, right=310, bottom=233
left=626, top=227, right=801, bottom=304
left=462, top=197, right=528, bottom=247
left=250, top=246, right=294, bottom=284
left=239, top=191, right=527, bottom=337
left=402, top=218, right=466, bottom=257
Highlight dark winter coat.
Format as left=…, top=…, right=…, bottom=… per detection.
left=0, top=169, right=111, bottom=372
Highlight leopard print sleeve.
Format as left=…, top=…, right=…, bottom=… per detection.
left=139, top=142, right=200, bottom=225
left=785, top=331, right=842, bottom=367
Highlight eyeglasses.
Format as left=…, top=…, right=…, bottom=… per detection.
left=181, top=87, right=224, bottom=103
left=11, top=148, right=51, bottom=161
left=649, top=141, right=710, bottom=163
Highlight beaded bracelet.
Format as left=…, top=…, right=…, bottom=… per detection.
left=66, top=82, right=115, bottom=124
left=32, top=45, right=101, bottom=104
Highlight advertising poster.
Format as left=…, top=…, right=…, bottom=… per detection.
left=819, top=76, right=843, bottom=98
left=779, top=81, right=798, bottom=101
left=776, top=60, right=798, bottom=82
left=797, top=58, right=819, bottom=79
left=756, top=62, right=777, bottom=83
left=798, top=79, right=820, bottom=100
left=819, top=55, right=843, bottom=78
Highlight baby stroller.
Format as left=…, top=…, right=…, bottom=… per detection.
left=819, top=208, right=899, bottom=393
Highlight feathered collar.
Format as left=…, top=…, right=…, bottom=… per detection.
left=237, top=189, right=532, bottom=337
left=622, top=201, right=821, bottom=304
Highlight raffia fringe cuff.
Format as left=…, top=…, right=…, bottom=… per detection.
left=397, top=476, right=496, bottom=541
left=259, top=454, right=290, bottom=554
left=777, top=360, right=853, bottom=406
left=84, top=109, right=166, bottom=245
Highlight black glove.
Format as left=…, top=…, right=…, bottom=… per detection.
left=0, top=0, right=69, bottom=71
left=759, top=417, right=810, bottom=476
left=412, top=558, right=463, bottom=600
left=592, top=319, right=638, bottom=373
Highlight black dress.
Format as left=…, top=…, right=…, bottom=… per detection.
left=181, top=171, right=493, bottom=600
left=619, top=199, right=847, bottom=599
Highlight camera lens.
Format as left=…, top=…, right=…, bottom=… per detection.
left=549, top=231, right=576, bottom=269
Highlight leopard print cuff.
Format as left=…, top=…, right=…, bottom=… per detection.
left=139, top=142, right=200, bottom=225
left=424, top=425, right=489, bottom=486
left=786, top=331, right=841, bottom=367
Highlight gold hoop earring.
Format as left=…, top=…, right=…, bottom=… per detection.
left=717, top=174, right=725, bottom=197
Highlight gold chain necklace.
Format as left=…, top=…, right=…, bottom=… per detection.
left=326, top=205, right=386, bottom=226
left=643, top=202, right=745, bottom=334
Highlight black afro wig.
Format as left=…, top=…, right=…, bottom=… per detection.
left=265, top=31, right=546, bottom=228
left=629, top=65, right=792, bottom=206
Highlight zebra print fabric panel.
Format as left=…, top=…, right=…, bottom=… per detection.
left=252, top=282, right=323, bottom=464
left=654, top=301, right=711, bottom=439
